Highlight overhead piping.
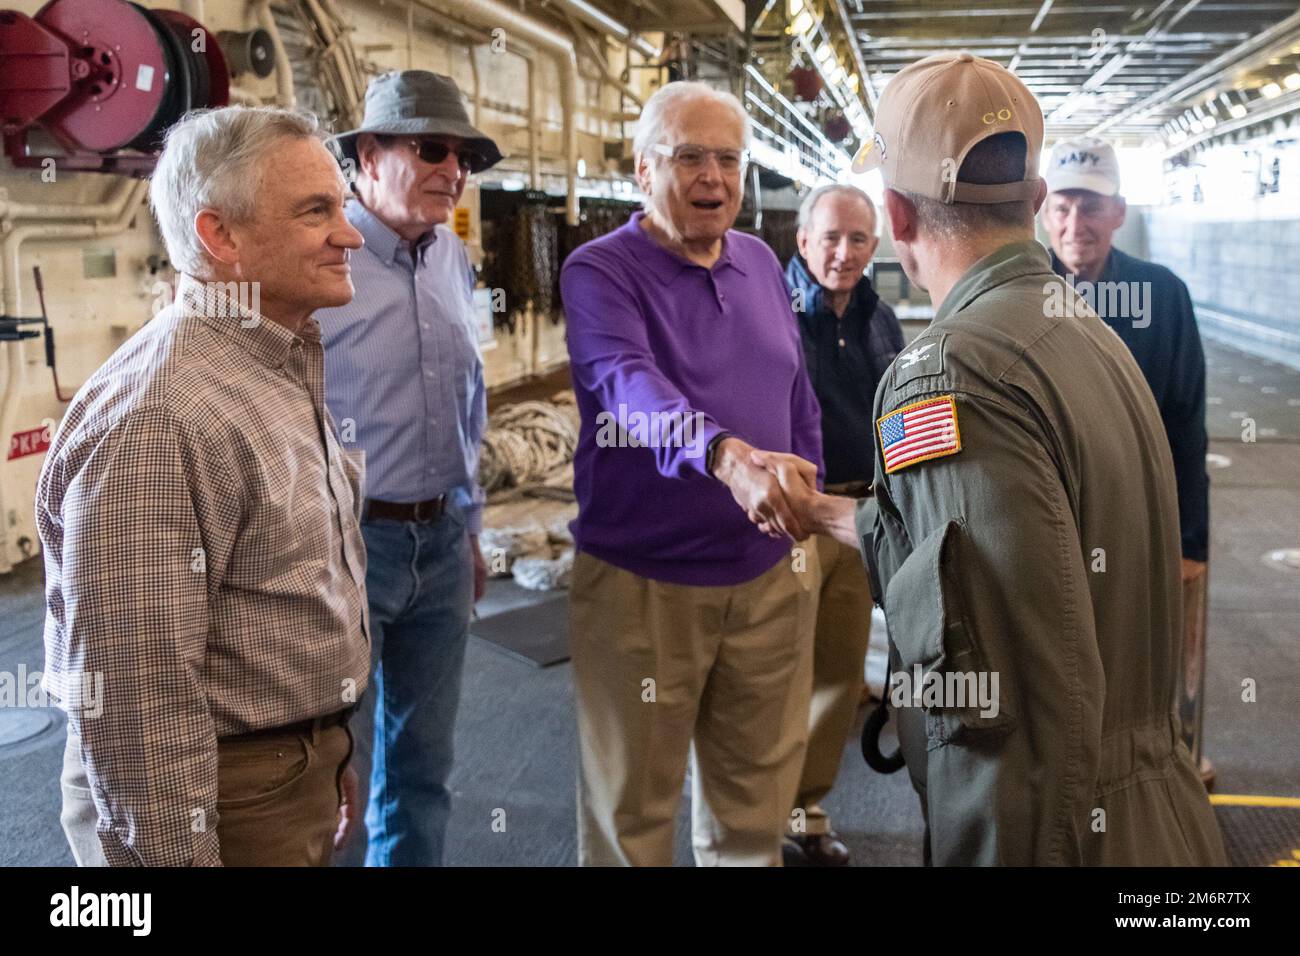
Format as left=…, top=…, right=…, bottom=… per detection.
left=831, top=0, right=875, bottom=122
left=1089, top=6, right=1300, bottom=136
left=256, top=0, right=296, bottom=108
left=557, top=6, right=644, bottom=108
left=547, top=0, right=660, bottom=61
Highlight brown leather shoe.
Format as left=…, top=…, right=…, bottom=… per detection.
left=785, top=831, right=851, bottom=867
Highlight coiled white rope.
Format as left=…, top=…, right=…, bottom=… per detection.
left=477, top=395, right=579, bottom=590
left=477, top=394, right=580, bottom=494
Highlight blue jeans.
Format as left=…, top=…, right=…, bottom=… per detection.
left=342, top=505, right=472, bottom=866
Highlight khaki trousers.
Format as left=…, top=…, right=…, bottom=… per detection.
left=61, top=722, right=352, bottom=866
left=791, top=534, right=873, bottom=836
left=570, top=548, right=819, bottom=866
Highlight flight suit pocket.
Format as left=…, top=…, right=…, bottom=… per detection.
left=884, top=519, right=1016, bottom=749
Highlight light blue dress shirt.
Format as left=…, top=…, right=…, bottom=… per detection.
left=317, top=200, right=487, bottom=534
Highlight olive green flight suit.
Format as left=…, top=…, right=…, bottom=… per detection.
left=856, top=240, right=1226, bottom=866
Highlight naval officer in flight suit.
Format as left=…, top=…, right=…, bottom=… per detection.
left=752, top=52, right=1226, bottom=866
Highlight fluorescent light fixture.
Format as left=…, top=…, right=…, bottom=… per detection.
left=1082, top=52, right=1130, bottom=91
left=1228, top=102, right=1247, bottom=119
left=791, top=10, right=814, bottom=35
left=788, top=0, right=804, bottom=15
left=815, top=43, right=834, bottom=64
left=1050, top=92, right=1081, bottom=120
left=828, top=64, right=846, bottom=85
left=1260, top=82, right=1282, bottom=99
left=1284, top=73, right=1300, bottom=90
left=501, top=178, right=525, bottom=191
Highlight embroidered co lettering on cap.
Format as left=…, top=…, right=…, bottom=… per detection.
left=851, top=51, right=1044, bottom=205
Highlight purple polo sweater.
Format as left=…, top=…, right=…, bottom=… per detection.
left=560, top=211, right=823, bottom=586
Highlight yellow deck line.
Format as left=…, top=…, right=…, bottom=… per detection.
left=1209, top=794, right=1300, bottom=808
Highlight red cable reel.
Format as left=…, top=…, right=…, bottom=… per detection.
left=0, top=0, right=229, bottom=174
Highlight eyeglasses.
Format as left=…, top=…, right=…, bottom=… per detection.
left=399, top=138, right=486, bottom=172
left=651, top=143, right=749, bottom=174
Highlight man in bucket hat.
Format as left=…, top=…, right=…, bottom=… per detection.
left=316, top=70, right=501, bottom=866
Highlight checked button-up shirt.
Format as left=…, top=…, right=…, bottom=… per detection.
left=36, top=275, right=370, bottom=866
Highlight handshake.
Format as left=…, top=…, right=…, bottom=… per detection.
left=712, top=436, right=848, bottom=543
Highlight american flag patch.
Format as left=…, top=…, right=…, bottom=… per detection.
left=877, top=395, right=962, bottom=474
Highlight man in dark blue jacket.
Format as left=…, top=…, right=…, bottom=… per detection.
left=1042, top=137, right=1209, bottom=581
left=783, top=184, right=904, bottom=865
left=1043, top=136, right=1212, bottom=776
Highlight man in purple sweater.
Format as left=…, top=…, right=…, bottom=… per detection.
left=560, top=81, right=824, bottom=866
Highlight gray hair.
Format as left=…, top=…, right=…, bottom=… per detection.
left=149, top=106, right=326, bottom=275
left=632, top=81, right=750, bottom=165
left=797, top=184, right=877, bottom=231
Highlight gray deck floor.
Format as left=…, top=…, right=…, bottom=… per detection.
left=1, top=336, right=1297, bottom=866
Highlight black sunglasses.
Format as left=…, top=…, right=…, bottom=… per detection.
left=406, top=138, right=486, bottom=172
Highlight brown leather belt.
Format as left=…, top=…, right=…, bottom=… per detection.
left=362, top=495, right=446, bottom=524
left=219, top=707, right=354, bottom=744
left=825, top=481, right=873, bottom=499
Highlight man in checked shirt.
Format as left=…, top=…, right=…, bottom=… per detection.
left=36, top=107, right=371, bottom=866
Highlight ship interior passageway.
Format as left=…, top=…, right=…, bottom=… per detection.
left=1, top=0, right=1299, bottom=871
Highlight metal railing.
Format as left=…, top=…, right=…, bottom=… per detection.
left=742, top=65, right=852, bottom=186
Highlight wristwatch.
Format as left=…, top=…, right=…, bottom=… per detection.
left=705, top=432, right=733, bottom=477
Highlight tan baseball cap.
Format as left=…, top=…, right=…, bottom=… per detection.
left=851, top=52, right=1043, bottom=205
left=1045, top=135, right=1121, bottom=196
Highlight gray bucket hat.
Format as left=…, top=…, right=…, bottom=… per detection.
left=330, top=70, right=503, bottom=173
